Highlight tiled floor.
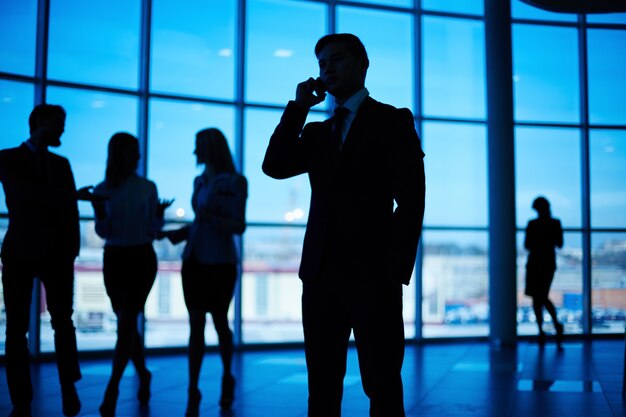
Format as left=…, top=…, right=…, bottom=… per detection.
left=0, top=339, right=624, bottom=416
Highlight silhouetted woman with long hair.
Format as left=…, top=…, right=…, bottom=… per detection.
left=162, top=128, right=247, bottom=416
left=524, top=196, right=564, bottom=348
left=92, top=133, right=171, bottom=416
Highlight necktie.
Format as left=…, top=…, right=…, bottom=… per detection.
left=331, top=107, right=349, bottom=152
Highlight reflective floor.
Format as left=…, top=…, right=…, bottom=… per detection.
left=0, top=339, right=624, bottom=416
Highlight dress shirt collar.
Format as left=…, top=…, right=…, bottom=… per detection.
left=333, top=87, right=369, bottom=116
left=24, top=139, right=48, bottom=153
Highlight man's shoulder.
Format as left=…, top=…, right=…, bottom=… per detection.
left=0, top=144, right=26, bottom=155
left=365, top=97, right=413, bottom=118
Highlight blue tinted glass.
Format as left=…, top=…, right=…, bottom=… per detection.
left=46, top=87, right=138, bottom=215
left=422, top=231, right=489, bottom=338
left=587, top=13, right=626, bottom=24
left=48, top=0, right=140, bottom=89
left=422, top=122, right=487, bottom=227
left=422, top=0, right=484, bottom=15
left=246, top=0, right=326, bottom=106
left=0, top=81, right=34, bottom=149
left=588, top=29, right=626, bottom=125
left=151, top=0, right=236, bottom=99
left=590, top=130, right=626, bottom=228
left=244, top=108, right=326, bottom=224
left=515, top=127, right=581, bottom=228
left=0, top=0, right=37, bottom=75
left=0, top=80, right=34, bottom=213
left=337, top=7, right=414, bottom=110
left=511, top=0, right=577, bottom=22
left=592, top=232, right=626, bottom=334
left=344, top=0, right=412, bottom=8
left=148, top=100, right=236, bottom=221
left=423, top=16, right=486, bottom=119
left=242, top=226, right=306, bottom=343
left=513, top=24, right=580, bottom=123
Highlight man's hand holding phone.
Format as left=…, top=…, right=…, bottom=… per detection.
left=295, top=77, right=326, bottom=109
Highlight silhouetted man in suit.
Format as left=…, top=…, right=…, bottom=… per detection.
left=263, top=34, right=425, bottom=417
left=0, top=104, right=82, bottom=417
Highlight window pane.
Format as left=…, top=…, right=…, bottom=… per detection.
left=590, top=129, right=626, bottom=228
left=48, top=0, right=140, bottom=89
left=243, top=226, right=305, bottom=343
left=422, top=0, right=483, bottom=16
left=511, top=0, right=577, bottom=22
left=423, top=122, right=487, bottom=227
left=423, top=16, right=485, bottom=119
left=245, top=108, right=321, bottom=224
left=592, top=233, right=626, bottom=334
left=151, top=0, right=236, bottom=99
left=587, top=13, right=626, bottom=24
left=513, top=24, right=580, bottom=123
left=515, top=127, right=581, bottom=228
left=337, top=7, right=414, bottom=110
left=517, top=231, right=583, bottom=336
left=588, top=29, right=626, bottom=125
left=246, top=0, right=326, bottom=106
left=46, top=87, right=138, bottom=216
left=422, top=231, right=489, bottom=338
left=0, top=80, right=34, bottom=213
left=0, top=0, right=37, bottom=75
left=344, top=0, right=412, bottom=8
left=148, top=99, right=236, bottom=222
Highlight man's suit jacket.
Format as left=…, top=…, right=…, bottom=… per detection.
left=263, top=97, right=425, bottom=285
left=0, top=143, right=80, bottom=262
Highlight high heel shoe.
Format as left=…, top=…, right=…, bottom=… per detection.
left=185, top=388, right=202, bottom=417
left=137, top=369, right=152, bottom=406
left=219, top=375, right=235, bottom=409
left=99, top=386, right=119, bottom=417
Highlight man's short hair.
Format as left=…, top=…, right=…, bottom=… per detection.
left=315, top=33, right=369, bottom=64
left=29, top=104, right=66, bottom=133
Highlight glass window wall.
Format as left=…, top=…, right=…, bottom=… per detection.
left=591, top=233, right=626, bottom=334
left=1, top=0, right=626, bottom=357
left=422, top=16, right=485, bottom=119
left=422, top=231, right=489, bottom=338
left=337, top=6, right=414, bottom=110
left=151, top=0, right=237, bottom=100
left=245, top=0, right=327, bottom=107
left=0, top=0, right=37, bottom=76
left=48, top=0, right=141, bottom=89
left=514, top=127, right=581, bottom=229
left=512, top=24, right=580, bottom=123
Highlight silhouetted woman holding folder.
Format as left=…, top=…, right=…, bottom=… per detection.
left=162, top=128, right=247, bottom=416
left=92, top=133, right=172, bottom=416
left=524, top=196, right=564, bottom=348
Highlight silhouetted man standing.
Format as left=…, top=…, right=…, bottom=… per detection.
left=263, top=34, right=425, bottom=417
left=0, top=104, right=82, bottom=417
